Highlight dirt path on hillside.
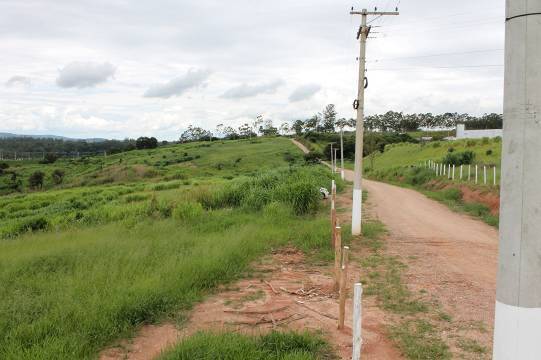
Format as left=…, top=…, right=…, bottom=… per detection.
left=100, top=187, right=402, bottom=360
left=290, top=139, right=499, bottom=354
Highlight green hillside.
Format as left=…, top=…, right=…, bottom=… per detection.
left=0, top=137, right=342, bottom=359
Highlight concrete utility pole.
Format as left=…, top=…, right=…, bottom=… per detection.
left=350, top=7, right=399, bottom=236
left=340, top=129, right=345, bottom=180
left=493, top=1, right=541, bottom=359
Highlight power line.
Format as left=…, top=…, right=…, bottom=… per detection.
left=369, top=48, right=504, bottom=63
left=369, top=64, right=504, bottom=71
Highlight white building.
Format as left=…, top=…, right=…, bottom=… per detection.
left=455, top=123, right=502, bottom=139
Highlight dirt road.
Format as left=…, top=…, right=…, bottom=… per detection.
left=291, top=139, right=499, bottom=352
left=363, top=178, right=498, bottom=352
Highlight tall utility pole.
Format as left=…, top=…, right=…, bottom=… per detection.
left=493, top=1, right=541, bottom=358
left=340, top=129, right=345, bottom=180
left=350, top=7, right=399, bottom=236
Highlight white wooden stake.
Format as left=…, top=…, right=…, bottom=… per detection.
left=443, top=164, right=446, bottom=176
left=494, top=166, right=497, bottom=186
left=460, top=165, right=463, bottom=180
left=452, top=164, right=455, bottom=180
left=475, top=165, right=478, bottom=184
left=468, top=164, right=471, bottom=181
left=484, top=166, right=487, bottom=185
left=352, top=283, right=363, bottom=360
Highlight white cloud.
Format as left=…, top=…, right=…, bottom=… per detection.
left=56, top=62, right=116, bottom=88
left=5, top=75, right=31, bottom=87
left=289, top=84, right=321, bottom=102
left=143, top=69, right=211, bottom=98
left=221, top=79, right=284, bottom=99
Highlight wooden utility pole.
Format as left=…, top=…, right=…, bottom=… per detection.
left=350, top=7, right=399, bottom=236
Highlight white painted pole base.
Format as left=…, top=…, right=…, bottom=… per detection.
left=493, top=301, right=541, bottom=359
left=341, top=170, right=345, bottom=181
left=351, top=188, right=363, bottom=236
left=352, top=283, right=363, bottom=360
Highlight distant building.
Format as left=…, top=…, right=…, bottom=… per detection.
left=455, top=123, right=502, bottom=139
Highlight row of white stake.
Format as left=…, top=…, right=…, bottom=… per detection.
left=330, top=180, right=363, bottom=360
left=423, top=160, right=498, bottom=186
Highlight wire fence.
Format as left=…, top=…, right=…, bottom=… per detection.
left=422, top=160, right=499, bottom=187
left=0, top=150, right=108, bottom=161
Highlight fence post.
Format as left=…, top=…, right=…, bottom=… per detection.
left=443, top=164, right=446, bottom=176
left=352, top=283, right=363, bottom=360
left=331, top=202, right=336, bottom=248
left=494, top=166, right=497, bottom=186
left=338, top=246, right=350, bottom=330
left=468, top=164, right=471, bottom=181
left=460, top=165, right=463, bottom=180
left=484, top=166, right=487, bottom=185
left=475, top=165, right=478, bottom=184
left=452, top=165, right=455, bottom=180
left=334, top=226, right=342, bottom=291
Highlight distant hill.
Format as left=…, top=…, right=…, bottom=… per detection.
left=0, top=132, right=107, bottom=142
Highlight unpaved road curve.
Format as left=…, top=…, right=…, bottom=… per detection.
left=291, top=139, right=499, bottom=352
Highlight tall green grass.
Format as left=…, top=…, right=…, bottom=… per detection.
left=0, top=166, right=336, bottom=359
left=159, top=331, right=334, bottom=360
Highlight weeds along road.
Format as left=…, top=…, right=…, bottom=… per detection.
left=292, top=138, right=499, bottom=351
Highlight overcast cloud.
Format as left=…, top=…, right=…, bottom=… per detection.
left=289, top=84, right=322, bottom=102
left=222, top=79, right=284, bottom=99
left=5, top=75, right=31, bottom=87
left=0, top=0, right=505, bottom=140
left=56, top=62, right=116, bottom=88
left=144, top=68, right=211, bottom=98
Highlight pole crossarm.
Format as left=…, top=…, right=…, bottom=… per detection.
left=350, top=11, right=399, bottom=15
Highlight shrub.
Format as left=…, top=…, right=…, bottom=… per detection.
left=448, top=147, right=455, bottom=153
left=15, top=216, right=50, bottom=235
left=486, top=149, right=493, bottom=156
left=51, top=169, right=65, bottom=185
left=40, top=153, right=58, bottom=164
left=303, top=151, right=321, bottom=164
left=432, top=142, right=441, bottom=148
left=442, top=151, right=475, bottom=165
left=0, top=162, right=9, bottom=170
left=28, top=171, right=45, bottom=189
left=466, top=140, right=477, bottom=147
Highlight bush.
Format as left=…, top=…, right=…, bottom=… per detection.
left=28, top=171, right=45, bottom=189
left=0, top=162, right=9, bottom=170
left=15, top=216, right=50, bottom=235
left=486, top=149, right=493, bottom=156
left=448, top=147, right=454, bottom=153
left=432, top=142, right=441, bottom=148
left=466, top=140, right=477, bottom=147
left=441, top=151, right=475, bottom=165
left=51, top=169, right=65, bottom=185
left=303, top=151, right=322, bottom=164
left=40, top=153, right=58, bottom=164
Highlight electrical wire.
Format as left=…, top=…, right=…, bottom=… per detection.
left=368, top=48, right=504, bottom=63
left=369, top=64, right=504, bottom=71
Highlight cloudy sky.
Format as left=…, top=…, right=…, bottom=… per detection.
left=0, top=0, right=505, bottom=140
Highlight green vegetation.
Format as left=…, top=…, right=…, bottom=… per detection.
left=159, top=331, right=335, bottom=360
left=389, top=320, right=451, bottom=360
left=0, top=137, right=341, bottom=359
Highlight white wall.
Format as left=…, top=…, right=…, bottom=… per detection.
left=456, top=124, right=502, bottom=139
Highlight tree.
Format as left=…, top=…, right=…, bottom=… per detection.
left=223, top=126, right=239, bottom=139
left=179, top=126, right=211, bottom=143
left=51, top=169, right=65, bottom=185
left=335, top=118, right=349, bottom=130
left=322, top=104, right=337, bottom=132
left=260, top=119, right=278, bottom=136
left=215, top=124, right=224, bottom=138
left=291, top=120, right=304, bottom=136
left=135, top=137, right=158, bottom=149
left=279, top=122, right=290, bottom=135
left=304, top=114, right=321, bottom=132
left=28, top=171, right=45, bottom=189
left=238, top=123, right=254, bottom=138
left=252, top=115, right=264, bottom=136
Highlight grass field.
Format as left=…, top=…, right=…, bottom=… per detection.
left=0, top=137, right=341, bottom=359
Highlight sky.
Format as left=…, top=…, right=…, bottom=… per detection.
left=0, top=0, right=506, bottom=140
